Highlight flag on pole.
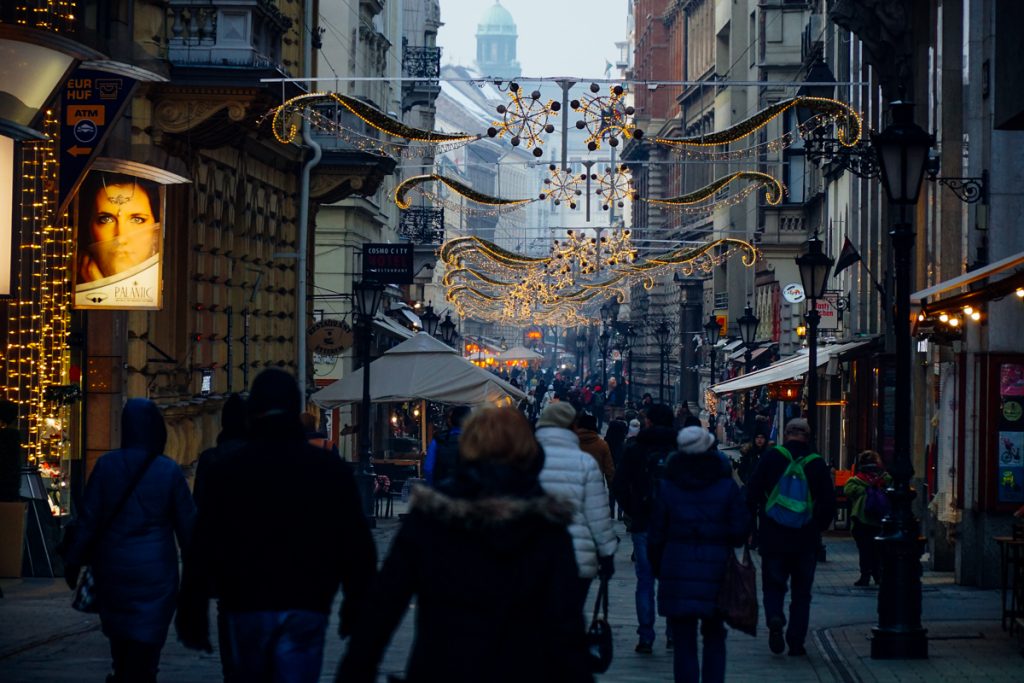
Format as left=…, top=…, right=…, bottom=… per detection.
left=833, top=237, right=862, bottom=277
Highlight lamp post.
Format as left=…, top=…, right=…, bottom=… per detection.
left=736, top=304, right=760, bottom=440
left=869, top=101, right=933, bottom=660
left=703, top=315, right=722, bottom=435
left=353, top=280, right=385, bottom=523
left=655, top=320, right=671, bottom=403
left=626, top=324, right=638, bottom=407
left=597, top=329, right=610, bottom=390
left=575, top=330, right=588, bottom=378
left=795, top=232, right=834, bottom=444
left=438, top=312, right=457, bottom=346
left=420, top=303, right=440, bottom=337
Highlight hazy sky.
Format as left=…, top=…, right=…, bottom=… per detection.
left=437, top=0, right=629, bottom=79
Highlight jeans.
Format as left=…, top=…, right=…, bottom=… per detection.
left=668, top=616, right=727, bottom=683
left=851, top=520, right=882, bottom=580
left=760, top=550, right=818, bottom=649
left=224, top=609, right=328, bottom=683
left=107, top=637, right=162, bottom=683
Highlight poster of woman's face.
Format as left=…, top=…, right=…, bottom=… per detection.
left=73, top=171, right=164, bottom=309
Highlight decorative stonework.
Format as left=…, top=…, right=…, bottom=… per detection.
left=154, top=95, right=250, bottom=134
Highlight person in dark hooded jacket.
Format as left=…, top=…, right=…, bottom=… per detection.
left=611, top=403, right=679, bottom=653
left=177, top=369, right=375, bottom=682
left=648, top=427, right=749, bottom=683
left=63, top=399, right=195, bottom=683
left=336, top=407, right=591, bottom=683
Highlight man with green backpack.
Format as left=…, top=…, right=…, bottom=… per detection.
left=745, top=418, right=836, bottom=657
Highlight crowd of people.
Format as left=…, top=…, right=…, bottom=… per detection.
left=57, top=363, right=867, bottom=683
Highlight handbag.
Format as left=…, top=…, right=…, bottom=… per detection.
left=64, top=452, right=159, bottom=613
left=586, top=575, right=613, bottom=673
left=716, top=545, right=758, bottom=636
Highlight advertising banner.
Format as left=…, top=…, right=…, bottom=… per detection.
left=362, top=243, right=413, bottom=284
left=73, top=167, right=165, bottom=309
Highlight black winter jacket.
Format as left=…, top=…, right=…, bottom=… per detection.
left=744, top=439, right=836, bottom=554
left=336, top=463, right=592, bottom=683
left=611, top=425, right=679, bottom=533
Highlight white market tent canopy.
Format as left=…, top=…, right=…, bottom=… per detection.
left=710, top=339, right=874, bottom=395
left=311, top=332, right=526, bottom=407
left=495, top=345, right=544, bottom=362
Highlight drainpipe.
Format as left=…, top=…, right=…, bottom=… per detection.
left=297, top=0, right=322, bottom=409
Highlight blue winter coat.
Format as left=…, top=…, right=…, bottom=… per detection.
left=647, top=450, right=749, bottom=618
left=66, top=399, right=195, bottom=644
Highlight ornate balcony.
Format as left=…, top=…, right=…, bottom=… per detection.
left=401, top=42, right=441, bottom=113
left=398, top=208, right=445, bottom=244
left=167, top=0, right=292, bottom=71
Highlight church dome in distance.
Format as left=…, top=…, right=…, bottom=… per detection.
left=477, top=1, right=517, bottom=36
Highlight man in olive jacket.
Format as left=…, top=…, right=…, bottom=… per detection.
left=745, top=418, right=835, bottom=657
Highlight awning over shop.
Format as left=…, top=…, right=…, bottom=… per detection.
left=373, top=316, right=415, bottom=339
left=912, top=250, right=1024, bottom=312
left=710, top=339, right=874, bottom=395
left=396, top=308, right=422, bottom=329
left=727, top=345, right=773, bottom=363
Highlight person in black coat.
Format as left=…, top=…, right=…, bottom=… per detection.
left=744, top=418, right=836, bottom=657
left=177, top=369, right=376, bottom=682
left=0, top=400, right=23, bottom=501
left=336, top=407, right=591, bottom=683
left=64, top=399, right=195, bottom=683
left=648, top=427, right=749, bottom=683
left=611, top=403, right=678, bottom=653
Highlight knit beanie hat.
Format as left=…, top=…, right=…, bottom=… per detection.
left=627, top=419, right=641, bottom=438
left=676, top=425, right=715, bottom=455
left=536, top=401, right=577, bottom=429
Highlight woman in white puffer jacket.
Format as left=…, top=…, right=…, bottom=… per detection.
left=534, top=401, right=619, bottom=612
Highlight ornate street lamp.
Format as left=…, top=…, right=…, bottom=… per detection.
left=352, top=279, right=385, bottom=522
left=702, top=315, right=721, bottom=434
left=795, top=231, right=834, bottom=443
left=869, top=101, right=933, bottom=660
left=654, top=320, right=671, bottom=403
left=574, top=330, right=588, bottom=378
left=597, top=329, right=610, bottom=390
left=420, top=303, right=440, bottom=337
left=438, top=312, right=457, bottom=347
left=736, top=304, right=760, bottom=439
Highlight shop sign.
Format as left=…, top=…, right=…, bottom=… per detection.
left=814, top=292, right=841, bottom=330
left=782, top=283, right=805, bottom=303
left=308, top=319, right=353, bottom=356
left=362, top=243, right=413, bottom=284
left=58, top=67, right=138, bottom=213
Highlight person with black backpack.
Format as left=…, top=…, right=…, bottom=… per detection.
left=745, top=418, right=836, bottom=657
left=844, top=450, right=891, bottom=586
left=611, top=403, right=678, bottom=654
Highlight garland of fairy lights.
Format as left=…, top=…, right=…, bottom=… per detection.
left=641, top=171, right=785, bottom=211
left=440, top=236, right=758, bottom=325
left=268, top=92, right=479, bottom=155
left=485, top=83, right=559, bottom=158
left=650, top=96, right=861, bottom=159
left=394, top=174, right=536, bottom=210
left=2, top=110, right=74, bottom=511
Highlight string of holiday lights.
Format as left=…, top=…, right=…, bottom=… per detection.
left=269, top=92, right=479, bottom=148
left=594, top=164, right=638, bottom=209
left=539, top=165, right=586, bottom=208
left=650, top=96, right=862, bottom=158
left=394, top=174, right=537, bottom=210
left=485, top=83, right=559, bottom=157
left=641, top=171, right=785, bottom=210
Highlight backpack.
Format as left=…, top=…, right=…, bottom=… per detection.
left=864, top=483, right=891, bottom=521
left=639, top=449, right=674, bottom=513
left=764, top=445, right=822, bottom=529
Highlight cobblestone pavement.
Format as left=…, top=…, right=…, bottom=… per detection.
left=0, top=508, right=1019, bottom=682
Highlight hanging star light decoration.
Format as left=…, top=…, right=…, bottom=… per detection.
left=539, top=164, right=586, bottom=208
left=486, top=82, right=560, bottom=157
left=572, top=83, right=643, bottom=151
left=649, top=95, right=861, bottom=160
left=594, top=164, right=638, bottom=210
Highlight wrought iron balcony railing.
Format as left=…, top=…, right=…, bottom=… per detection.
left=402, top=45, right=441, bottom=81
left=399, top=208, right=445, bottom=245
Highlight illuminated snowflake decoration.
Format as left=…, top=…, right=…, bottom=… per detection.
left=486, top=82, right=560, bottom=157
left=572, top=83, right=643, bottom=151
left=538, top=164, right=586, bottom=208
left=594, top=164, right=637, bottom=210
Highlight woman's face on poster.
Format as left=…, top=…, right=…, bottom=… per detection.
left=86, top=181, right=159, bottom=278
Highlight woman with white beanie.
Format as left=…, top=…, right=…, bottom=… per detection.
left=647, top=426, right=749, bottom=683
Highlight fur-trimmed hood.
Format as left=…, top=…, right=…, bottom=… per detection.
left=409, top=485, right=574, bottom=530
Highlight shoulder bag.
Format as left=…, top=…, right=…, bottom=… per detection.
left=586, top=575, right=613, bottom=673
left=716, top=545, right=758, bottom=636
left=67, top=452, right=159, bottom=612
